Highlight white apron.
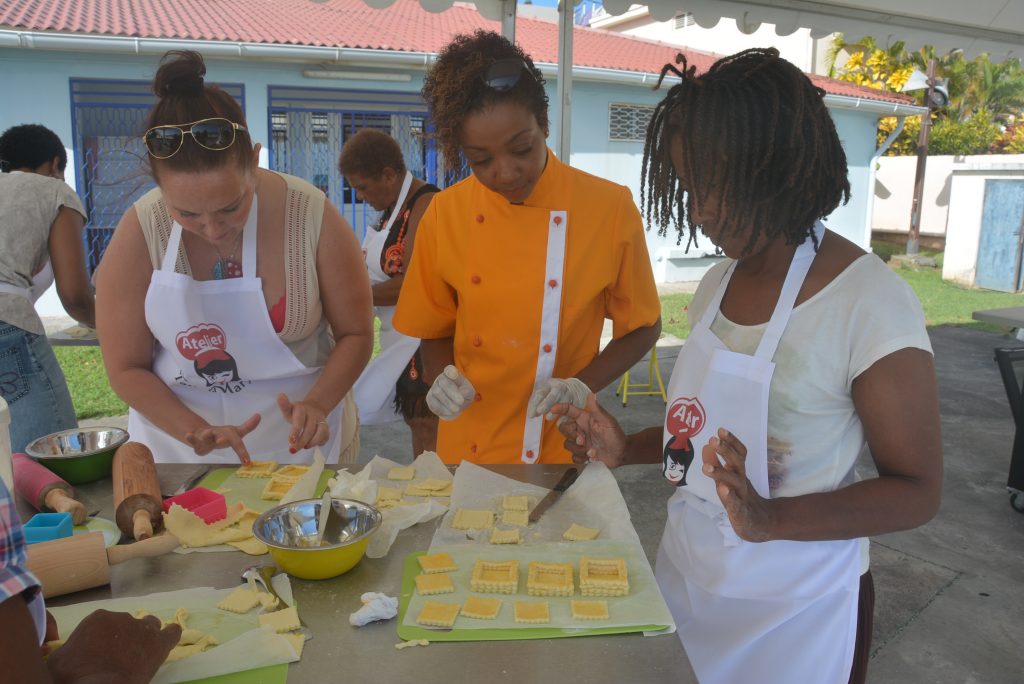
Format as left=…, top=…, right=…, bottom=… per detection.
left=352, top=171, right=421, bottom=426
left=128, top=196, right=349, bottom=464
left=655, top=223, right=861, bottom=684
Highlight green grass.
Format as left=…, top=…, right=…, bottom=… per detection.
left=53, top=252, right=1022, bottom=420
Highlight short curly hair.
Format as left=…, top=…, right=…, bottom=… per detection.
left=422, top=30, right=548, bottom=168
left=338, top=129, right=406, bottom=178
left=0, top=124, right=67, bottom=173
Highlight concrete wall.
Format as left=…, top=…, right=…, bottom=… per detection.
left=942, top=161, right=1024, bottom=287
left=872, top=154, right=1024, bottom=240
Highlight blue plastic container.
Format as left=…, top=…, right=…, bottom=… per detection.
left=23, top=512, right=74, bottom=545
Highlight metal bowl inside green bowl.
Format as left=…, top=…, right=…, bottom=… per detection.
left=25, top=427, right=129, bottom=485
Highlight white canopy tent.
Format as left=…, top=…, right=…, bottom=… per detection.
left=356, top=0, right=1024, bottom=156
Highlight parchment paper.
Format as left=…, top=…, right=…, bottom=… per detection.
left=47, top=575, right=300, bottom=684
left=327, top=452, right=449, bottom=558
left=401, top=541, right=674, bottom=632
left=431, top=461, right=641, bottom=548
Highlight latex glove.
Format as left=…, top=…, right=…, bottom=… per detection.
left=426, top=365, right=475, bottom=421
left=349, top=592, right=399, bottom=626
left=528, top=377, right=590, bottom=420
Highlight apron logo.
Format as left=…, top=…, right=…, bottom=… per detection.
left=664, top=396, right=706, bottom=487
left=174, top=323, right=250, bottom=394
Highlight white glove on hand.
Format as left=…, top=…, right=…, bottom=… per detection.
left=426, top=365, right=476, bottom=421
left=528, top=377, right=590, bottom=420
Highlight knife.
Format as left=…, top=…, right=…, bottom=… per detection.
left=528, top=467, right=581, bottom=523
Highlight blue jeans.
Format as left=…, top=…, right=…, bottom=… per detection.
left=0, top=323, right=78, bottom=453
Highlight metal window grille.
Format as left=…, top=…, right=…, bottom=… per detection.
left=608, top=103, right=655, bottom=142
left=268, top=86, right=468, bottom=240
left=674, top=11, right=695, bottom=29
left=69, top=79, right=244, bottom=274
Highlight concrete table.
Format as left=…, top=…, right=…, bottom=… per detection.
left=972, top=306, right=1024, bottom=328
left=36, top=463, right=693, bottom=684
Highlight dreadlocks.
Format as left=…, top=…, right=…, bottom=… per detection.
left=422, top=30, right=549, bottom=169
left=642, top=48, right=850, bottom=254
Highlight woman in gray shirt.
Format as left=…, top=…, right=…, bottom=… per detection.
left=0, top=124, right=94, bottom=451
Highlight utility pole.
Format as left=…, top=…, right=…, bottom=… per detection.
left=907, top=58, right=936, bottom=257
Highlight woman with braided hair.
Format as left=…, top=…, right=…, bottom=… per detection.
left=393, top=30, right=661, bottom=464
left=552, top=48, right=941, bottom=683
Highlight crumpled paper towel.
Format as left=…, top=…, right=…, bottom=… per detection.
left=349, top=592, right=399, bottom=626
left=327, top=452, right=449, bottom=558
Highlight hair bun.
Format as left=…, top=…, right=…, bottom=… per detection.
left=153, top=50, right=207, bottom=98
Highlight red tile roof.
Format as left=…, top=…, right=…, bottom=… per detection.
left=0, top=0, right=913, bottom=105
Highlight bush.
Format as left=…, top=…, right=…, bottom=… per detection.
left=928, top=111, right=1000, bottom=155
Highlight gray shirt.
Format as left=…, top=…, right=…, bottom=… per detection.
left=0, top=171, right=87, bottom=335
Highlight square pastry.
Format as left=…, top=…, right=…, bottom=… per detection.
left=415, top=573, right=455, bottom=596
left=570, top=600, right=609, bottom=621
left=461, top=596, right=502, bottom=620
left=502, top=495, right=529, bottom=511
left=579, top=556, right=630, bottom=597
left=489, top=527, right=522, bottom=545
left=563, top=523, right=600, bottom=541
left=387, top=465, right=416, bottom=481
left=527, top=561, right=575, bottom=597
left=415, top=601, right=460, bottom=628
left=235, top=461, right=277, bottom=478
left=501, top=510, right=530, bottom=527
left=470, top=559, right=519, bottom=594
left=260, top=478, right=295, bottom=501
left=272, top=464, right=309, bottom=481
left=417, top=552, right=457, bottom=574
left=513, top=601, right=550, bottom=624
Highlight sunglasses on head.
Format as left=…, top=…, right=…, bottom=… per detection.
left=143, top=117, right=247, bottom=159
left=482, top=58, right=539, bottom=92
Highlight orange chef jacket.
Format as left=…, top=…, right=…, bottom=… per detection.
left=393, top=150, right=660, bottom=464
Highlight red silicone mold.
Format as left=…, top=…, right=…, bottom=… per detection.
left=162, top=486, right=227, bottom=523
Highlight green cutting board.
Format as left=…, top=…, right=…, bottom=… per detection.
left=396, top=552, right=670, bottom=642
left=198, top=467, right=334, bottom=513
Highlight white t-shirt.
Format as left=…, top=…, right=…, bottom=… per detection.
left=688, top=252, right=933, bottom=571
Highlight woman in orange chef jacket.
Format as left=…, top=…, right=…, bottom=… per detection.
left=393, top=31, right=662, bottom=465
left=94, top=50, right=373, bottom=465
left=552, top=50, right=943, bottom=684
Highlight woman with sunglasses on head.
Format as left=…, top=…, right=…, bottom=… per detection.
left=393, top=30, right=661, bottom=465
left=340, top=129, right=440, bottom=457
left=95, top=51, right=373, bottom=465
left=551, top=49, right=942, bottom=683
left=0, top=124, right=94, bottom=452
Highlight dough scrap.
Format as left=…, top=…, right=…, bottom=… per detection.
left=527, top=562, right=575, bottom=597
left=217, top=587, right=261, bottom=613
left=417, top=552, right=457, bottom=574
left=403, top=483, right=434, bottom=497
left=452, top=508, right=494, bottom=530
left=563, top=523, right=600, bottom=541
left=571, top=600, right=610, bottom=621
left=579, top=556, right=630, bottom=597
left=235, top=461, right=277, bottom=478
left=164, top=503, right=253, bottom=547
left=165, top=635, right=217, bottom=663
left=501, top=510, right=529, bottom=527
left=415, top=573, right=455, bottom=596
left=502, top=495, right=529, bottom=511
left=395, top=639, right=430, bottom=650
left=416, top=478, right=452, bottom=491
left=226, top=537, right=269, bottom=555
left=415, top=601, right=460, bottom=628
left=470, top=559, right=519, bottom=594
left=259, top=606, right=301, bottom=633
left=513, top=601, right=550, bottom=624
left=388, top=465, right=415, bottom=481
left=281, top=631, right=305, bottom=658
left=488, top=527, right=522, bottom=545
left=461, top=596, right=502, bottom=620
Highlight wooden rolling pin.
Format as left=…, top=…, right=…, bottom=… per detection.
left=25, top=531, right=180, bottom=599
left=12, top=453, right=88, bottom=525
left=112, top=442, right=163, bottom=540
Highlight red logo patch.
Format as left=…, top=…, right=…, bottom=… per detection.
left=666, top=396, right=706, bottom=448
left=175, top=323, right=228, bottom=362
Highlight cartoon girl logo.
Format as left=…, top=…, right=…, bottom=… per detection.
left=175, top=323, right=249, bottom=394
left=664, top=396, right=706, bottom=487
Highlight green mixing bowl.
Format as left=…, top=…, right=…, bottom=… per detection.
left=25, top=427, right=129, bottom=485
